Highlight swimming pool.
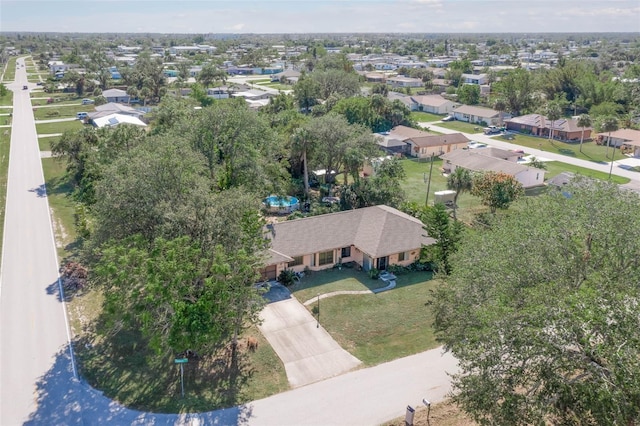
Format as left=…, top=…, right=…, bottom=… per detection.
left=263, top=195, right=300, bottom=214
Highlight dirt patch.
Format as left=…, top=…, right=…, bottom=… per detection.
left=50, top=207, right=68, bottom=248
left=383, top=398, right=477, bottom=426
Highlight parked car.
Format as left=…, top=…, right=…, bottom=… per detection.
left=442, top=115, right=454, bottom=122
left=483, top=125, right=501, bottom=135
left=76, top=112, right=88, bottom=120
left=22, top=85, right=28, bottom=90
left=81, top=99, right=94, bottom=105
left=467, top=141, right=487, bottom=149
left=36, top=82, right=44, bottom=86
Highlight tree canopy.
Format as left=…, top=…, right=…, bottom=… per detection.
left=434, top=179, right=640, bottom=425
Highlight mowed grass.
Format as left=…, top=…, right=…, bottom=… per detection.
left=2, top=56, right=18, bottom=82
left=292, top=269, right=439, bottom=366
left=38, top=135, right=59, bottom=152
left=544, top=160, right=629, bottom=184
left=0, top=91, right=14, bottom=106
left=33, top=104, right=95, bottom=120
left=495, top=133, right=611, bottom=163
left=410, top=111, right=445, bottom=123
left=0, top=129, right=11, bottom=257
left=36, top=120, right=84, bottom=135
left=437, top=120, right=485, bottom=134
left=41, top=158, right=78, bottom=257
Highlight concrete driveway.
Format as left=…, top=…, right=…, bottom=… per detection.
left=259, top=297, right=361, bottom=388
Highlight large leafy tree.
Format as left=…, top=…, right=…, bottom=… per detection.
left=434, top=180, right=640, bottom=425
left=310, top=69, right=361, bottom=100
left=293, top=74, right=320, bottom=113
left=470, top=171, right=524, bottom=213
left=493, top=68, right=535, bottom=115
left=340, top=157, right=406, bottom=209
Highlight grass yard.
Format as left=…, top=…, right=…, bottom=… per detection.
left=544, top=160, right=629, bottom=185
left=0, top=129, right=11, bottom=257
left=0, top=91, right=14, bottom=106
left=36, top=120, right=83, bottom=135
left=2, top=57, right=18, bottom=82
left=38, top=135, right=59, bottom=152
left=496, top=133, right=612, bottom=164
left=410, top=111, right=444, bottom=123
left=41, top=158, right=78, bottom=257
left=33, top=104, right=95, bottom=120
left=291, top=268, right=439, bottom=366
left=437, top=120, right=485, bottom=134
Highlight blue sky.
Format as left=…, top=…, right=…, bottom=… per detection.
left=2, top=0, right=639, bottom=33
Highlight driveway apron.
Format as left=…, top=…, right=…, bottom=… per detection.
left=259, top=297, right=362, bottom=388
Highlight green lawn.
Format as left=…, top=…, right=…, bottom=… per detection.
left=2, top=57, right=18, bottom=82
left=496, top=133, right=611, bottom=164
left=437, top=120, right=485, bottom=134
left=41, top=158, right=78, bottom=256
left=0, top=129, right=11, bottom=258
left=291, top=268, right=439, bottom=366
left=544, top=161, right=629, bottom=185
left=38, top=135, right=59, bottom=152
left=36, top=120, right=83, bottom=135
left=0, top=91, right=14, bottom=106
left=410, top=111, right=444, bottom=123
left=33, top=104, right=95, bottom=120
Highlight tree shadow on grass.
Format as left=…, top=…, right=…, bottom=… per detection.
left=25, top=344, right=251, bottom=425
left=45, top=175, right=74, bottom=196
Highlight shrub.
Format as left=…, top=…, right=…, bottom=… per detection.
left=369, top=268, right=380, bottom=280
left=277, top=269, right=297, bottom=286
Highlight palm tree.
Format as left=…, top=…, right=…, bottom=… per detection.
left=545, top=102, right=562, bottom=142
left=577, top=114, right=592, bottom=153
left=600, top=116, right=619, bottom=160
left=447, top=167, right=472, bottom=221
left=290, top=127, right=315, bottom=199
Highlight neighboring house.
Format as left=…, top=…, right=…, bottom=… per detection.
left=89, top=102, right=146, bottom=120
left=270, top=69, right=301, bottom=84
left=91, top=113, right=147, bottom=129
left=387, top=92, right=416, bottom=111
left=386, top=76, right=424, bottom=88
left=506, top=114, right=591, bottom=141
left=461, top=73, right=488, bottom=85
left=406, top=133, right=469, bottom=159
left=377, top=125, right=430, bottom=155
left=440, top=149, right=545, bottom=188
left=207, top=87, right=230, bottom=99
left=410, top=94, right=459, bottom=115
left=596, top=128, right=640, bottom=154
left=102, top=88, right=130, bottom=104
left=364, top=72, right=386, bottom=83
left=452, top=105, right=509, bottom=126
left=260, top=205, right=435, bottom=280
left=48, top=61, right=67, bottom=75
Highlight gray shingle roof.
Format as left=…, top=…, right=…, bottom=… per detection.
left=440, top=150, right=530, bottom=175
left=454, top=104, right=500, bottom=118
left=408, top=132, right=469, bottom=148
left=266, top=205, right=434, bottom=261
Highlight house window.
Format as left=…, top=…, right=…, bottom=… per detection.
left=318, top=250, right=334, bottom=266
left=288, top=256, right=303, bottom=267
left=398, top=251, right=407, bottom=262
left=341, top=247, right=351, bottom=258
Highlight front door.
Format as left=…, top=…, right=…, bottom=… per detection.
left=376, top=256, right=388, bottom=271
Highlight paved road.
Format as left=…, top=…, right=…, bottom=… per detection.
left=0, top=59, right=76, bottom=424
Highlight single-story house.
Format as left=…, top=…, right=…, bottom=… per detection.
left=386, top=76, right=424, bottom=88
left=48, top=61, right=67, bottom=75
left=407, top=133, right=469, bottom=159
left=364, top=72, right=386, bottom=83
left=270, top=69, right=301, bottom=84
left=452, top=105, right=509, bottom=126
left=102, top=88, right=130, bottom=104
left=410, top=95, right=459, bottom=115
left=89, top=102, right=146, bottom=120
left=207, top=87, right=230, bottom=99
left=461, top=73, right=489, bottom=85
left=91, top=113, right=147, bottom=129
left=505, top=114, right=591, bottom=141
left=260, top=205, right=435, bottom=280
left=596, top=128, right=640, bottom=155
left=232, top=88, right=272, bottom=101
left=376, top=125, right=431, bottom=155
left=440, top=149, right=545, bottom=188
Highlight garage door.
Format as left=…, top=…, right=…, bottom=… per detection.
left=260, top=265, right=277, bottom=281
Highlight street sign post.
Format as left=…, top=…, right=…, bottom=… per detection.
left=174, top=358, right=188, bottom=397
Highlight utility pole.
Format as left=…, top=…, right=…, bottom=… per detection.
left=424, top=152, right=435, bottom=207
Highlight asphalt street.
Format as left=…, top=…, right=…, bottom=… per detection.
left=0, top=60, right=76, bottom=425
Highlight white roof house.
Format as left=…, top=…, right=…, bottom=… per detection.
left=92, top=113, right=147, bottom=129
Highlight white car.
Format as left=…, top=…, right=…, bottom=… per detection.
left=442, top=115, right=454, bottom=122
left=467, top=141, right=487, bottom=149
